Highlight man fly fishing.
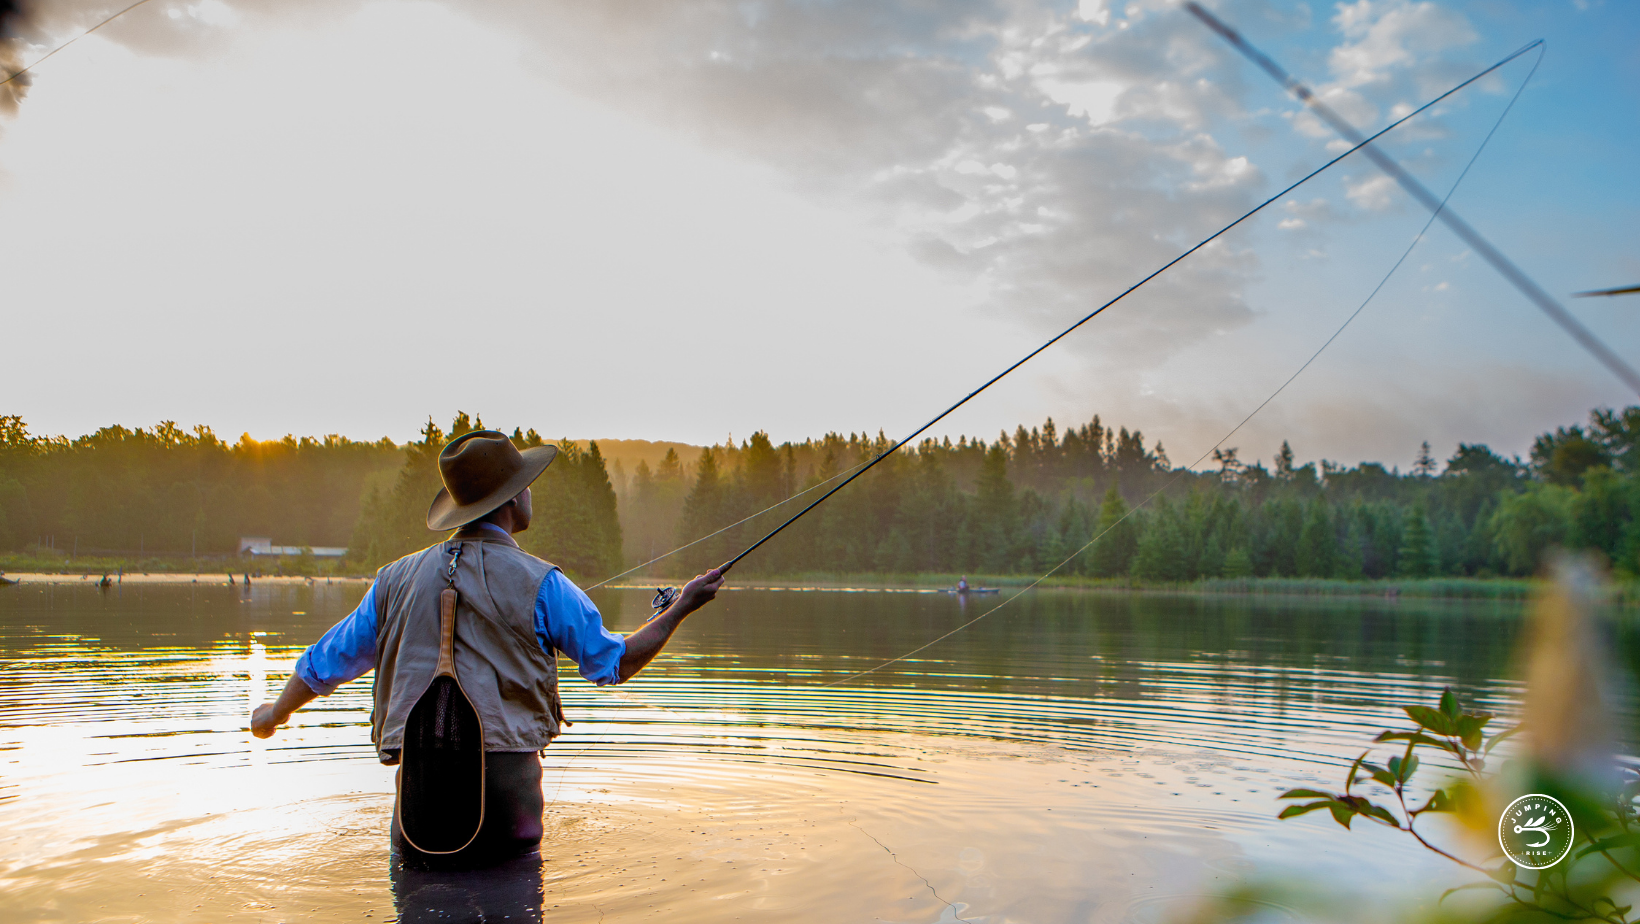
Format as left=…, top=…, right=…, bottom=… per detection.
left=250, top=430, right=725, bottom=866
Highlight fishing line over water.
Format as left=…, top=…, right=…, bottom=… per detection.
left=595, top=36, right=1548, bottom=597
left=583, top=457, right=875, bottom=591
left=815, top=28, right=1545, bottom=687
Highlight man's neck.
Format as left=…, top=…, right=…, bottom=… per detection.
left=454, top=521, right=517, bottom=546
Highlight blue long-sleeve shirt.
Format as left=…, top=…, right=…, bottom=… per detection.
left=293, top=564, right=626, bottom=695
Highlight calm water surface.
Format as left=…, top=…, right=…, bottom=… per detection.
left=1, top=581, right=1626, bottom=922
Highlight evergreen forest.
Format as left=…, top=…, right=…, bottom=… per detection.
left=3, top=406, right=1639, bottom=584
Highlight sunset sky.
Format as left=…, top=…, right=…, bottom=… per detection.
left=3, top=0, right=1636, bottom=472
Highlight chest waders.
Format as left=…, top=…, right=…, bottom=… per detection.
left=397, top=543, right=487, bottom=854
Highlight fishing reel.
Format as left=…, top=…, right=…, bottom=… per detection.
left=651, top=585, right=680, bottom=614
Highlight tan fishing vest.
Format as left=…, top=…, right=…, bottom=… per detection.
left=369, top=529, right=566, bottom=763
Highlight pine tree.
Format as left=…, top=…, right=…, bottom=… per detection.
left=676, top=449, right=725, bottom=571
left=1221, top=547, right=1254, bottom=578
left=1087, top=486, right=1137, bottom=577
left=519, top=440, right=622, bottom=580
left=1398, top=503, right=1437, bottom=577
left=1413, top=441, right=1437, bottom=477
left=974, top=443, right=1018, bottom=572
left=1264, top=498, right=1303, bottom=576
left=1296, top=498, right=1339, bottom=577
left=1275, top=441, right=1296, bottom=480
left=1132, top=496, right=1185, bottom=581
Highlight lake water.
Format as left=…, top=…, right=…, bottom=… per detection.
left=0, top=581, right=1622, bottom=922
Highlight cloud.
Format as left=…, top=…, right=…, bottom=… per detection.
left=9, top=0, right=1606, bottom=465
left=6, top=3, right=1282, bottom=368
left=1328, top=0, right=1477, bottom=89
left=1035, top=76, right=1124, bottom=124
left=1344, top=172, right=1397, bottom=210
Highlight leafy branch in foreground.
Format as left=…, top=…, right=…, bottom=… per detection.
left=1276, top=686, right=1640, bottom=923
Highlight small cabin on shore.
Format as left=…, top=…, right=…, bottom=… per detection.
left=237, top=537, right=347, bottom=559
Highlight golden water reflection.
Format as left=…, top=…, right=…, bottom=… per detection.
left=0, top=582, right=1598, bottom=922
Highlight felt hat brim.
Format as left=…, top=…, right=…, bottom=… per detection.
left=426, top=444, right=557, bottom=531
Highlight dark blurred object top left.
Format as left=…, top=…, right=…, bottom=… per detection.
left=1, top=0, right=31, bottom=111
left=1, top=0, right=30, bottom=40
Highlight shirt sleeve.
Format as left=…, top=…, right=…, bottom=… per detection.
left=535, top=569, right=626, bottom=686
left=293, top=581, right=380, bottom=695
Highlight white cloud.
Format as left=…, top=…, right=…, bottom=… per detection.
left=1344, top=173, right=1398, bottom=210
left=1078, top=0, right=1112, bottom=27
left=1035, top=77, right=1125, bottom=124
left=1328, top=0, right=1477, bottom=89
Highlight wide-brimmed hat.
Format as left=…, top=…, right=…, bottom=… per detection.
left=426, top=430, right=558, bottom=531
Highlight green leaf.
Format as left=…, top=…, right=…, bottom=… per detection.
left=1441, top=882, right=1505, bottom=904
left=1405, top=705, right=1456, bottom=735
left=1328, top=802, right=1355, bottom=829
left=1456, top=714, right=1491, bottom=751
left=1345, top=751, right=1370, bottom=795
left=1375, top=730, right=1461, bottom=755
left=1440, top=687, right=1461, bottom=719
left=1349, top=798, right=1402, bottom=828
left=1483, top=724, right=1523, bottom=756
left=1278, top=800, right=1334, bottom=819
left=1421, top=789, right=1455, bottom=813
left=1575, top=832, right=1640, bottom=859
left=1277, top=788, right=1336, bottom=800
left=1385, top=754, right=1416, bottom=782
left=1489, top=863, right=1516, bottom=884
left=1369, top=767, right=1398, bottom=788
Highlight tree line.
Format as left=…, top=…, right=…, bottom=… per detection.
left=4, top=406, right=1638, bottom=582
left=648, top=407, right=1640, bottom=581
left=0, top=415, right=401, bottom=558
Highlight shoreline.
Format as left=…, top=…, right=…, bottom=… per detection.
left=6, top=570, right=1634, bottom=606
left=0, top=572, right=370, bottom=585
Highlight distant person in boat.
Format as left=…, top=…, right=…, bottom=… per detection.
left=249, top=430, right=725, bottom=867
left=957, top=576, right=969, bottom=593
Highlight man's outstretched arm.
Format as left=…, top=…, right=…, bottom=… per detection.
left=619, top=569, right=724, bottom=681
left=251, top=674, right=319, bottom=738
left=249, top=582, right=380, bottom=738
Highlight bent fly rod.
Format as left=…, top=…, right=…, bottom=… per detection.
left=707, top=36, right=1549, bottom=580
left=1186, top=2, right=1640, bottom=398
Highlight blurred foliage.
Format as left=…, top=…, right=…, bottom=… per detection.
left=1183, top=557, right=1640, bottom=924
left=1194, top=687, right=1640, bottom=923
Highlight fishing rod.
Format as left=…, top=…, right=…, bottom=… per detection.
left=706, top=36, right=1547, bottom=581
left=820, top=20, right=1543, bottom=687
left=1576, top=286, right=1640, bottom=298
left=582, top=455, right=875, bottom=591
left=1186, top=3, right=1640, bottom=398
